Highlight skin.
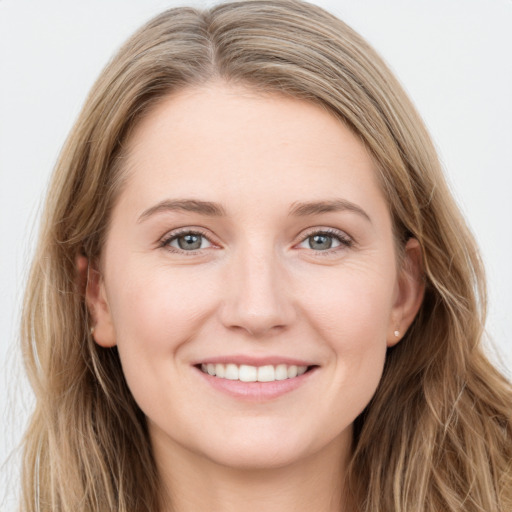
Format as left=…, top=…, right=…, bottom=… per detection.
left=86, top=81, right=424, bottom=512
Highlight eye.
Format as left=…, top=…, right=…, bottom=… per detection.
left=162, top=231, right=213, bottom=252
left=296, top=229, right=353, bottom=252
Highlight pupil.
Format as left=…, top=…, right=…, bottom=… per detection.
left=178, top=234, right=201, bottom=250
left=309, top=234, right=332, bottom=250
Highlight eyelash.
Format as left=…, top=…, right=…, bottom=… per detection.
left=159, top=227, right=354, bottom=255
left=159, top=227, right=216, bottom=254
left=296, top=227, right=354, bottom=256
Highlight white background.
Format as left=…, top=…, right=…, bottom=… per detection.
left=1, top=0, right=511, bottom=507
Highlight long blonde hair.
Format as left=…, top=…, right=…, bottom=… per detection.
left=21, top=1, right=512, bottom=510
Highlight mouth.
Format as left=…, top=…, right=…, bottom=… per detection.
left=193, top=356, right=319, bottom=400
left=196, top=363, right=316, bottom=383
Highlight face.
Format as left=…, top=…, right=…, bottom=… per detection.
left=88, top=82, right=423, bottom=472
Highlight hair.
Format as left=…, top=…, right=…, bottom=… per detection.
left=20, top=1, right=512, bottom=510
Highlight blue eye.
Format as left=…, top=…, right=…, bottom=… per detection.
left=308, top=234, right=337, bottom=250
left=165, top=232, right=212, bottom=251
left=297, top=230, right=352, bottom=251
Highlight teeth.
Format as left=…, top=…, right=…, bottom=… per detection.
left=215, top=363, right=225, bottom=378
left=287, top=365, right=298, bottom=378
left=200, top=363, right=310, bottom=382
left=239, top=364, right=257, bottom=382
left=275, top=364, right=288, bottom=380
left=257, top=365, right=275, bottom=382
left=225, top=364, right=239, bottom=380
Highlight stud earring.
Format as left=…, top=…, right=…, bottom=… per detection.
left=394, top=330, right=400, bottom=338
left=90, top=326, right=95, bottom=336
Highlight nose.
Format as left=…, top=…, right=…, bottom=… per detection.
left=218, top=244, right=297, bottom=338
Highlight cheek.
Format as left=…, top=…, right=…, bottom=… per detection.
left=104, top=261, right=222, bottom=415
left=104, top=262, right=221, bottom=402
left=295, top=265, right=394, bottom=411
left=296, top=261, right=396, bottom=345
left=108, top=261, right=217, bottom=345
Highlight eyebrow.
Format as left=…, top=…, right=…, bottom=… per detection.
left=137, top=197, right=371, bottom=223
left=288, top=199, right=371, bottom=223
left=137, top=199, right=226, bottom=222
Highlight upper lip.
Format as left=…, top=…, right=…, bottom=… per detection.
left=192, top=355, right=317, bottom=367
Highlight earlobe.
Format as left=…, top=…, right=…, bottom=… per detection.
left=77, top=255, right=117, bottom=348
left=387, top=238, right=425, bottom=347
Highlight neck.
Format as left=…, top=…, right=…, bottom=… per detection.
left=152, top=429, right=351, bottom=512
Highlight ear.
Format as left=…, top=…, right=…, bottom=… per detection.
left=76, top=254, right=117, bottom=348
left=387, top=238, right=425, bottom=347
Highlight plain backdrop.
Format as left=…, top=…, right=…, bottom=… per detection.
left=1, top=0, right=511, bottom=508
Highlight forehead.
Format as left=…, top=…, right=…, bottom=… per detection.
left=118, top=81, right=385, bottom=219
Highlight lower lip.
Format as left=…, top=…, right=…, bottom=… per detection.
left=194, top=366, right=317, bottom=401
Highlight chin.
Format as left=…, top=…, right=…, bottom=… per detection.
left=191, top=421, right=346, bottom=471
left=205, top=441, right=310, bottom=471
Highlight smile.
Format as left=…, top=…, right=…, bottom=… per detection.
left=200, top=363, right=309, bottom=382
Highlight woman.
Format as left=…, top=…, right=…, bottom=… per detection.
left=20, top=1, right=512, bottom=511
